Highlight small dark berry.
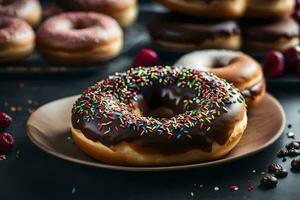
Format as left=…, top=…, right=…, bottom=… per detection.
left=260, top=175, right=278, bottom=189
left=291, top=158, right=300, bottom=171
left=0, top=132, right=14, bottom=153
left=0, top=112, right=13, bottom=130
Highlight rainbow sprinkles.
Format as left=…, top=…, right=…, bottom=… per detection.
left=72, top=66, right=245, bottom=143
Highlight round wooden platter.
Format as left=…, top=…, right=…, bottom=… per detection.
left=27, top=93, right=285, bottom=172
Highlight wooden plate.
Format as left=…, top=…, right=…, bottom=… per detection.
left=27, top=93, right=285, bottom=171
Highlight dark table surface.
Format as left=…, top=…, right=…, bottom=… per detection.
left=1, top=1, right=300, bottom=200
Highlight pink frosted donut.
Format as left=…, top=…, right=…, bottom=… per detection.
left=0, top=0, right=42, bottom=27
left=36, top=12, right=123, bottom=65
left=0, top=17, right=35, bottom=63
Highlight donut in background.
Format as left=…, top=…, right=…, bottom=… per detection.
left=0, top=0, right=42, bottom=27
left=0, top=17, right=35, bottom=63
left=175, top=50, right=266, bottom=108
left=36, top=12, right=123, bottom=65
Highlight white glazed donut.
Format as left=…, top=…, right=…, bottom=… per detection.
left=175, top=50, right=266, bottom=108
left=175, top=50, right=243, bottom=71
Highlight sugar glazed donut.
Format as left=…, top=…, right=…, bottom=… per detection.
left=55, top=0, right=138, bottom=27
left=156, top=0, right=294, bottom=18
left=175, top=50, right=266, bottom=108
left=71, top=66, right=247, bottom=166
left=242, top=17, right=300, bottom=52
left=0, top=0, right=42, bottom=27
left=36, top=12, right=123, bottom=65
left=148, top=13, right=241, bottom=50
left=0, top=17, right=35, bottom=63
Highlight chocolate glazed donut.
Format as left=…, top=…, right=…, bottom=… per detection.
left=0, top=17, right=35, bottom=63
left=242, top=17, right=300, bottom=52
left=148, top=13, right=241, bottom=50
left=55, top=0, right=138, bottom=27
left=0, top=0, right=42, bottom=27
left=175, top=50, right=266, bottom=109
left=71, top=66, right=247, bottom=166
left=36, top=12, right=123, bottom=65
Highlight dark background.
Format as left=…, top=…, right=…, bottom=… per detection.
left=1, top=1, right=300, bottom=200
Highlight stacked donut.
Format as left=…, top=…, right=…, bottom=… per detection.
left=149, top=0, right=299, bottom=52
left=0, top=0, right=139, bottom=65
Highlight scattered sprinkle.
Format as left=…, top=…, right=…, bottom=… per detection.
left=19, top=82, right=25, bottom=88
left=230, top=185, right=239, bottom=191
left=287, top=132, right=295, bottom=139
left=0, top=155, right=6, bottom=160
left=247, top=185, right=254, bottom=192
left=214, top=186, right=220, bottom=191
left=71, top=187, right=76, bottom=194
left=16, top=150, right=21, bottom=159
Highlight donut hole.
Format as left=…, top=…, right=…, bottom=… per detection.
left=72, top=19, right=97, bottom=30
left=211, top=59, right=228, bottom=69
left=136, top=84, right=197, bottom=119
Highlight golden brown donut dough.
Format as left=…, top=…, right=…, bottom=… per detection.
left=245, top=0, right=295, bottom=18
left=71, top=114, right=246, bottom=166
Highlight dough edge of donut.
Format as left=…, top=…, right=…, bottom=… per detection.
left=71, top=111, right=247, bottom=166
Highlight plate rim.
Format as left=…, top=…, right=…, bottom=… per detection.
left=27, top=93, right=286, bottom=172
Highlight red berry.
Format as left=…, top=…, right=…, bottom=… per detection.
left=0, top=132, right=14, bottom=153
left=292, top=10, right=300, bottom=24
left=283, top=46, right=300, bottom=71
left=0, top=112, right=12, bottom=130
left=133, top=48, right=159, bottom=67
left=264, top=50, right=285, bottom=77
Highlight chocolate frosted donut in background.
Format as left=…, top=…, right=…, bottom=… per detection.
left=0, top=17, right=35, bottom=63
left=36, top=12, right=123, bottom=65
left=0, top=0, right=42, bottom=27
left=148, top=13, right=241, bottom=50
left=55, top=0, right=138, bottom=27
left=242, top=17, right=300, bottom=52
left=155, top=0, right=295, bottom=19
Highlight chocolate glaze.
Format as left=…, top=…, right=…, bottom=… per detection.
left=148, top=13, right=240, bottom=43
left=72, top=67, right=246, bottom=155
left=242, top=17, right=299, bottom=42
